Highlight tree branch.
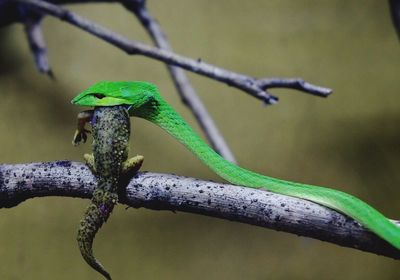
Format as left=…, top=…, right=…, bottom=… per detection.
left=389, top=0, right=400, bottom=39
left=14, top=0, right=332, bottom=105
left=124, top=0, right=236, bottom=163
left=1, top=161, right=399, bottom=260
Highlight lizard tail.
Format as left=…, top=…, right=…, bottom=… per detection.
left=77, top=188, right=118, bottom=280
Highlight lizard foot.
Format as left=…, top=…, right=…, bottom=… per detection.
left=72, top=128, right=91, bottom=146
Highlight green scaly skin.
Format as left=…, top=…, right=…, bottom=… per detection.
left=72, top=81, right=400, bottom=251
left=73, top=106, right=143, bottom=280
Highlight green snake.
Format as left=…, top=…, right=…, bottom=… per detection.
left=72, top=80, right=400, bottom=256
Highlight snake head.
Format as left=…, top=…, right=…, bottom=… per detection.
left=71, top=81, right=159, bottom=109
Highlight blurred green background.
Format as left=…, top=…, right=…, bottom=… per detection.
left=1, top=0, right=399, bottom=279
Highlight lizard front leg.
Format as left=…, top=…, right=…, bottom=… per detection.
left=122, top=155, right=144, bottom=177
left=72, top=110, right=93, bottom=146
left=83, top=153, right=96, bottom=172
left=84, top=153, right=143, bottom=176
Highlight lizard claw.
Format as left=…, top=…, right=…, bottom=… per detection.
left=72, top=128, right=91, bottom=146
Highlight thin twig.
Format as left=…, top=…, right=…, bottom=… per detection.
left=124, top=0, right=236, bottom=163
left=16, top=0, right=332, bottom=104
left=389, top=0, right=400, bottom=39
left=0, top=161, right=399, bottom=259
left=23, top=13, right=54, bottom=77
left=256, top=78, right=333, bottom=97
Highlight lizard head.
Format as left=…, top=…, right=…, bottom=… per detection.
left=71, top=81, right=159, bottom=109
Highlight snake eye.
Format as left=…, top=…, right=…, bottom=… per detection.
left=94, top=93, right=105, bottom=99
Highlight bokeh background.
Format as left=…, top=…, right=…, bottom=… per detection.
left=1, top=0, right=399, bottom=279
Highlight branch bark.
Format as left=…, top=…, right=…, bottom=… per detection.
left=1, top=161, right=399, bottom=260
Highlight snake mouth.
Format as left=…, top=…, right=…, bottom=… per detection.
left=71, top=93, right=131, bottom=107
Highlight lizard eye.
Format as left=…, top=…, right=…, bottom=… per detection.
left=93, top=93, right=105, bottom=99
